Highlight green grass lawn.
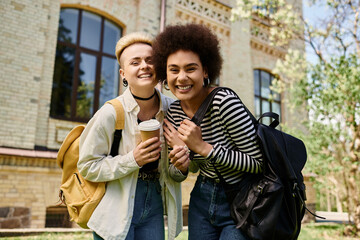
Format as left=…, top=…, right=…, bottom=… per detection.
left=298, top=222, right=358, bottom=240
left=1, top=223, right=358, bottom=240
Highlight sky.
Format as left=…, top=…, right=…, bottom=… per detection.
left=302, top=0, right=327, bottom=64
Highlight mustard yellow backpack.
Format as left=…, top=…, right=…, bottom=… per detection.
left=56, top=99, right=124, bottom=228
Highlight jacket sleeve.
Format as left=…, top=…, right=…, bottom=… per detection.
left=78, top=104, right=140, bottom=182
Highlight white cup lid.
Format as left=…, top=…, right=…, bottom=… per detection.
left=138, top=119, right=161, bottom=131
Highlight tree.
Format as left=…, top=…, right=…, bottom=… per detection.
left=232, top=0, right=360, bottom=236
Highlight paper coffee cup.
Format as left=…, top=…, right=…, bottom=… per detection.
left=138, top=119, right=161, bottom=142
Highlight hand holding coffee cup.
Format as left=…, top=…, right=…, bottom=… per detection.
left=136, top=119, right=161, bottom=169
left=138, top=119, right=161, bottom=142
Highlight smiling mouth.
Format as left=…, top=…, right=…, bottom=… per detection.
left=138, top=73, right=153, bottom=79
left=176, top=85, right=192, bottom=90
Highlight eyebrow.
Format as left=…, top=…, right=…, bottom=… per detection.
left=128, top=57, right=141, bottom=61
left=167, top=63, right=199, bottom=68
left=128, top=56, right=151, bottom=62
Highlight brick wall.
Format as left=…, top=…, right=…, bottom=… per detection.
left=0, top=155, right=61, bottom=228
left=0, top=0, right=58, bottom=149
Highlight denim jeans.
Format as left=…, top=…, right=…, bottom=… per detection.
left=188, top=175, right=250, bottom=240
left=93, top=178, right=164, bottom=240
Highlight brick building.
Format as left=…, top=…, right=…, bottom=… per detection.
left=0, top=0, right=307, bottom=228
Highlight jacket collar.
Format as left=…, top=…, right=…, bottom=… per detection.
left=121, top=87, right=165, bottom=118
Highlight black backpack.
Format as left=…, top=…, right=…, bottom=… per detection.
left=191, top=87, right=321, bottom=240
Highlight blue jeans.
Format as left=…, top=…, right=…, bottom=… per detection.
left=188, top=175, right=249, bottom=240
left=93, top=178, right=164, bottom=240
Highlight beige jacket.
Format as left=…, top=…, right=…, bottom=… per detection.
left=78, top=88, right=182, bottom=240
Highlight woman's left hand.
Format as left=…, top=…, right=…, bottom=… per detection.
left=178, top=119, right=213, bottom=157
left=169, top=146, right=190, bottom=174
left=163, top=119, right=185, bottom=148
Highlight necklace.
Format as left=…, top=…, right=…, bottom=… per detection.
left=131, top=90, right=156, bottom=101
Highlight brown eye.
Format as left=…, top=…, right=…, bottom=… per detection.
left=169, top=68, right=179, bottom=73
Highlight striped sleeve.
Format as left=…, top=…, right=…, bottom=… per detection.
left=208, top=89, right=263, bottom=174
left=165, top=89, right=263, bottom=184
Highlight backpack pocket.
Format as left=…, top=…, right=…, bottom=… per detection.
left=61, top=173, right=91, bottom=203
left=59, top=172, right=105, bottom=228
left=60, top=173, right=91, bottom=222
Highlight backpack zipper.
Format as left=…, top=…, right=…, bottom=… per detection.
left=74, top=173, right=82, bottom=184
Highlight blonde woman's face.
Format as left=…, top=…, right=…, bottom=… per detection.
left=119, top=43, right=156, bottom=91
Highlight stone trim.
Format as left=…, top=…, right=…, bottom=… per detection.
left=0, top=154, right=58, bottom=169
left=0, top=147, right=57, bottom=159
left=250, top=20, right=287, bottom=58
left=176, top=0, right=231, bottom=29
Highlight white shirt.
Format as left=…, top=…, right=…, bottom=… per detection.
left=78, top=88, right=182, bottom=240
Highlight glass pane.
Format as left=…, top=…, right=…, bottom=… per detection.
left=255, top=97, right=261, bottom=119
left=260, top=71, right=270, bottom=98
left=77, top=52, right=97, bottom=118
left=103, top=20, right=121, bottom=55
left=261, top=101, right=271, bottom=125
left=99, top=56, right=119, bottom=106
left=254, top=70, right=260, bottom=96
left=80, top=11, right=101, bottom=51
left=272, top=102, right=281, bottom=117
left=262, top=100, right=270, bottom=113
left=58, top=9, right=78, bottom=44
left=50, top=45, right=76, bottom=118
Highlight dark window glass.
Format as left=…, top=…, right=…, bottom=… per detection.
left=50, top=8, right=122, bottom=122
left=57, top=8, right=78, bottom=44
left=45, top=206, right=71, bottom=228
left=100, top=56, right=119, bottom=107
left=77, top=53, right=96, bottom=118
left=260, top=71, right=270, bottom=98
left=254, top=70, right=260, bottom=95
left=103, top=20, right=121, bottom=55
left=80, top=11, right=101, bottom=51
left=50, top=46, right=75, bottom=118
left=253, top=69, right=281, bottom=121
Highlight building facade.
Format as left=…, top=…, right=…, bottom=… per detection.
left=0, top=0, right=306, bottom=228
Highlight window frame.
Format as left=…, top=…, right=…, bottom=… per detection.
left=253, top=69, right=281, bottom=121
left=51, top=8, right=122, bottom=122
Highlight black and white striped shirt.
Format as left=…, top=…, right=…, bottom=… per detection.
left=167, top=88, right=263, bottom=184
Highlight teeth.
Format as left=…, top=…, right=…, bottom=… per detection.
left=178, top=85, right=191, bottom=90
left=139, top=74, right=151, bottom=78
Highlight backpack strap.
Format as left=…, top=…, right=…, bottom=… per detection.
left=189, top=87, right=223, bottom=160
left=106, top=99, right=125, bottom=156
left=106, top=99, right=125, bottom=130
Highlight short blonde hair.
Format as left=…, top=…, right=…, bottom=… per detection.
left=115, top=32, right=153, bottom=66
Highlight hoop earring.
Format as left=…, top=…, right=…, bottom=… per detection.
left=123, top=78, right=128, bottom=87
left=203, top=77, right=210, bottom=87
left=163, top=80, right=170, bottom=91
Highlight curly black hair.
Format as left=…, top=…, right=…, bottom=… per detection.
left=152, top=23, right=223, bottom=85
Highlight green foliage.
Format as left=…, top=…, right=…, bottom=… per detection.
left=232, top=0, right=360, bottom=235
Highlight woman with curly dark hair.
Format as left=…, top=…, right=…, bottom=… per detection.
left=152, top=23, right=263, bottom=240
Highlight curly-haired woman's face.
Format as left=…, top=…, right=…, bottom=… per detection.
left=166, top=50, right=208, bottom=103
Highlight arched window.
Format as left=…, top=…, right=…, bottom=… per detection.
left=254, top=69, right=281, bottom=122
left=50, top=8, right=122, bottom=122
